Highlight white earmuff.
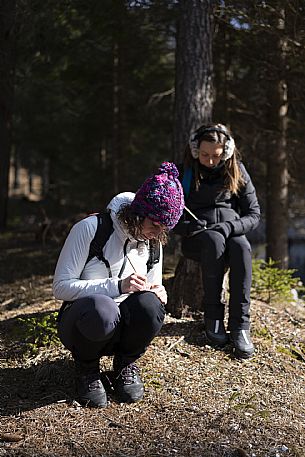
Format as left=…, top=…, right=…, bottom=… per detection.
left=222, top=136, right=235, bottom=160
left=189, top=132, right=200, bottom=159
left=189, top=127, right=235, bottom=161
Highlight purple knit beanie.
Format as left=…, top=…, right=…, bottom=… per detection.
left=130, top=162, right=184, bottom=229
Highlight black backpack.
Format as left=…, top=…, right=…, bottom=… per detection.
left=85, top=211, right=160, bottom=274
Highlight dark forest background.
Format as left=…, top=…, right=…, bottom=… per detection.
left=1, top=0, right=305, bottom=278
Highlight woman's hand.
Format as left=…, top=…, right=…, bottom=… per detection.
left=121, top=273, right=148, bottom=293
left=208, top=222, right=232, bottom=239
left=149, top=284, right=168, bottom=305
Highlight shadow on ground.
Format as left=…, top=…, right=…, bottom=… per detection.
left=159, top=319, right=233, bottom=357
left=0, top=312, right=234, bottom=416
left=0, top=357, right=76, bottom=416
left=0, top=234, right=59, bottom=283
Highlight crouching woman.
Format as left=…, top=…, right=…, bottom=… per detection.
left=52, top=162, right=184, bottom=408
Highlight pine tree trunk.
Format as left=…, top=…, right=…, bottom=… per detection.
left=266, top=8, right=289, bottom=268
left=167, top=257, right=204, bottom=318
left=168, top=0, right=214, bottom=317
left=173, top=0, right=214, bottom=163
left=0, top=1, right=16, bottom=230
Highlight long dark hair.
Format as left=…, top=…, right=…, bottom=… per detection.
left=184, top=123, right=245, bottom=194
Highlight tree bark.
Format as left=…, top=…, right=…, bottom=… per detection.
left=0, top=0, right=16, bottom=230
left=168, top=0, right=214, bottom=317
left=167, top=257, right=204, bottom=318
left=266, top=8, right=289, bottom=268
left=173, top=0, right=214, bottom=163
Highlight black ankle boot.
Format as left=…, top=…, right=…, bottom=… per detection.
left=230, top=329, right=254, bottom=359
left=205, top=318, right=229, bottom=346
left=113, top=355, right=144, bottom=403
left=75, top=359, right=107, bottom=408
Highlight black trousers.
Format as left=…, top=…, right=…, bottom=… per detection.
left=57, top=291, right=165, bottom=363
left=182, top=230, right=252, bottom=330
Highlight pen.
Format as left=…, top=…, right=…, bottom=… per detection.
left=184, top=205, right=207, bottom=236
left=184, top=205, right=199, bottom=221
left=126, top=254, right=150, bottom=290
left=126, top=255, right=137, bottom=273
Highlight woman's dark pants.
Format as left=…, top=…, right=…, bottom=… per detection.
left=182, top=230, right=252, bottom=330
left=57, top=291, right=165, bottom=363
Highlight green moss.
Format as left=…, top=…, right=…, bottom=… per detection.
left=276, top=345, right=300, bottom=360
left=253, top=325, right=272, bottom=340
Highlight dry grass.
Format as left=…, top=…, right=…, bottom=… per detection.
left=0, top=232, right=304, bottom=457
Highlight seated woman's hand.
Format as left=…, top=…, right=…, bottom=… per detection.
left=187, top=219, right=207, bottom=236
left=173, top=218, right=207, bottom=237
left=208, top=222, right=232, bottom=239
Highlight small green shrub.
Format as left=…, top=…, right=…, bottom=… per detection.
left=251, top=258, right=303, bottom=304
left=17, top=312, right=60, bottom=354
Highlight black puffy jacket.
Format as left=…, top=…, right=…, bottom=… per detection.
left=174, top=161, right=260, bottom=237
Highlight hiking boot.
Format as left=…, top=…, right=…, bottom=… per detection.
left=75, top=359, right=107, bottom=408
left=205, top=318, right=229, bottom=346
left=113, top=356, right=144, bottom=403
left=230, top=329, right=255, bottom=359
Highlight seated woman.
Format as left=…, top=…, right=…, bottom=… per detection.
left=53, top=162, right=184, bottom=407
left=174, top=124, right=260, bottom=359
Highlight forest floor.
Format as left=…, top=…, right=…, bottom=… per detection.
left=0, top=206, right=304, bottom=457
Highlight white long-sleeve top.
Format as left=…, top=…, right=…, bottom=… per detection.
left=52, top=192, right=163, bottom=304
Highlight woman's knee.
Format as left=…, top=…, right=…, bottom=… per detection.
left=75, top=295, right=121, bottom=342
left=182, top=230, right=226, bottom=261
left=121, top=291, right=165, bottom=326
left=138, top=291, right=166, bottom=323
left=228, top=236, right=252, bottom=256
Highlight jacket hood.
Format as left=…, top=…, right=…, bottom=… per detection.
left=107, top=192, right=135, bottom=241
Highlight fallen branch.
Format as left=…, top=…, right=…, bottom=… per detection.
left=166, top=336, right=185, bottom=352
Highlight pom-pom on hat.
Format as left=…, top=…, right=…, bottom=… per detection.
left=130, top=162, right=184, bottom=229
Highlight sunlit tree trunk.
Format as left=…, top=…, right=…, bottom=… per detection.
left=173, top=0, right=214, bottom=162
left=0, top=0, right=16, bottom=230
left=266, top=8, right=289, bottom=268
left=168, top=0, right=214, bottom=317
left=214, top=16, right=231, bottom=126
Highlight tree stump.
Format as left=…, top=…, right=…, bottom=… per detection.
left=166, top=256, right=228, bottom=318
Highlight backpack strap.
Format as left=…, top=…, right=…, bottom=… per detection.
left=86, top=211, right=114, bottom=277
left=86, top=211, right=160, bottom=275
left=181, top=167, right=193, bottom=198
left=147, top=241, right=160, bottom=272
